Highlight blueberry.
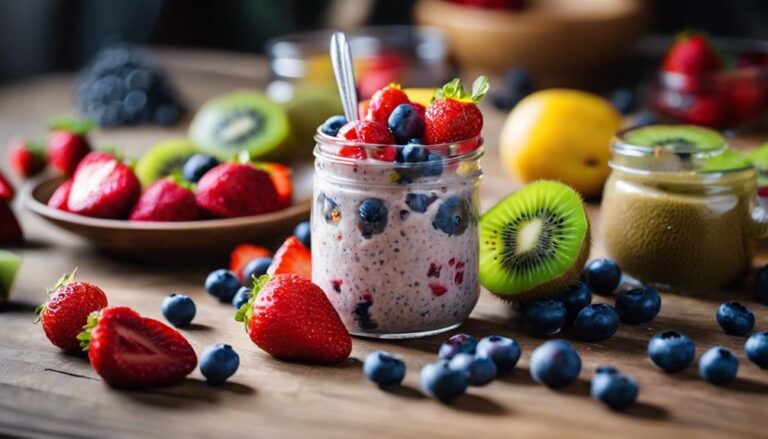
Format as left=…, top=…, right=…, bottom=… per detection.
left=504, top=67, right=534, bottom=96
left=358, top=198, right=388, bottom=239
left=123, top=90, right=148, bottom=115
left=183, top=154, right=220, bottom=183
left=125, top=69, right=151, bottom=90
left=615, top=287, right=661, bottom=324
left=449, top=353, right=497, bottom=386
left=433, top=196, right=469, bottom=236
left=405, top=193, right=437, bottom=213
left=161, top=293, right=196, bottom=327
left=204, top=269, right=241, bottom=303
left=438, top=333, right=477, bottom=360
left=422, top=152, right=443, bottom=177
left=716, top=301, right=755, bottom=336
left=583, top=258, right=622, bottom=295
left=242, top=257, right=272, bottom=284
left=647, top=330, right=696, bottom=373
left=699, top=346, right=739, bottom=385
left=293, top=221, right=311, bottom=249
left=572, top=304, right=620, bottom=341
left=633, top=110, right=659, bottom=127
left=530, top=339, right=581, bottom=388
left=402, top=143, right=428, bottom=163
left=590, top=367, right=639, bottom=410
left=320, top=115, right=347, bottom=136
left=419, top=360, right=469, bottom=403
left=476, top=335, right=521, bottom=371
left=522, top=300, right=567, bottom=336
left=363, top=351, right=406, bottom=388
left=557, top=282, right=592, bottom=322
left=232, top=286, right=251, bottom=309
left=745, top=331, right=768, bottom=368
left=755, top=264, right=768, bottom=305
left=199, top=344, right=240, bottom=385
left=388, top=104, right=425, bottom=144
left=610, top=88, right=638, bottom=115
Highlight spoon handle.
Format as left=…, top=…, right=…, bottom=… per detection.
left=330, top=31, right=359, bottom=122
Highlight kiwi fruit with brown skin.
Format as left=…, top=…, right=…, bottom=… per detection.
left=480, top=180, right=591, bottom=302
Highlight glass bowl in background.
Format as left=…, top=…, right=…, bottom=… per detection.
left=647, top=39, right=768, bottom=131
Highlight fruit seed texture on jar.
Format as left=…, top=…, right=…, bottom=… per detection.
left=600, top=124, right=768, bottom=292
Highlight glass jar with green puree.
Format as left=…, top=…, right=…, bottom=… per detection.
left=600, top=124, right=768, bottom=292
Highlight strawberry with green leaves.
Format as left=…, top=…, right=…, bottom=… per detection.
left=78, top=306, right=197, bottom=388
left=424, top=76, right=488, bottom=145
left=67, top=150, right=141, bottom=219
left=35, top=269, right=108, bottom=352
left=235, top=274, right=351, bottom=364
left=9, top=140, right=46, bottom=178
left=129, top=177, right=199, bottom=222
left=662, top=32, right=723, bottom=75
left=47, top=118, right=93, bottom=176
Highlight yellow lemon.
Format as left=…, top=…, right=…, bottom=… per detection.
left=500, top=89, right=622, bottom=199
left=404, top=88, right=435, bottom=107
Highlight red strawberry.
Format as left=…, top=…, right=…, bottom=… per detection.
left=234, top=274, right=351, bottom=364
left=48, top=179, right=73, bottom=211
left=338, top=120, right=396, bottom=161
left=410, top=102, right=426, bottom=120
left=0, top=199, right=22, bottom=244
left=358, top=101, right=370, bottom=121
left=78, top=306, right=197, bottom=388
left=0, top=171, right=14, bottom=202
left=9, top=140, right=46, bottom=178
left=67, top=151, right=141, bottom=219
left=339, top=145, right=367, bottom=160
left=257, top=162, right=293, bottom=208
left=424, top=76, right=487, bottom=145
left=196, top=163, right=281, bottom=218
left=267, top=236, right=311, bottom=279
left=129, top=178, right=199, bottom=222
left=47, top=118, right=93, bottom=176
left=35, top=270, right=108, bottom=352
left=662, top=32, right=722, bottom=75
left=366, top=83, right=410, bottom=124
left=230, top=244, right=271, bottom=281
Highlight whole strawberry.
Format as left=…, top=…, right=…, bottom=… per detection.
left=47, top=179, right=73, bottom=211
left=366, top=83, right=410, bottom=125
left=337, top=120, right=396, bottom=161
left=9, top=140, right=46, bottom=178
left=196, top=163, right=281, bottom=218
left=47, top=118, right=93, bottom=176
left=235, top=274, right=351, bottom=364
left=78, top=306, right=197, bottom=388
left=0, top=171, right=14, bottom=202
left=67, top=151, right=141, bottom=219
left=0, top=199, right=22, bottom=244
left=662, top=32, right=722, bottom=75
left=35, top=270, right=108, bottom=352
left=424, top=76, right=488, bottom=145
left=129, top=178, right=199, bottom=222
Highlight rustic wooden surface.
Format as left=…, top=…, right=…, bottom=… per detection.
left=0, top=49, right=767, bottom=439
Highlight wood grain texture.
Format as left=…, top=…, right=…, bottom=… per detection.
left=0, top=49, right=767, bottom=439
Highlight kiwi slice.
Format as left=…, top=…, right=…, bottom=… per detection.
left=622, top=124, right=725, bottom=153
left=280, top=85, right=343, bottom=157
left=0, top=250, right=20, bottom=303
left=701, top=148, right=753, bottom=173
left=480, top=180, right=591, bottom=302
left=189, top=90, right=290, bottom=161
left=135, top=138, right=197, bottom=187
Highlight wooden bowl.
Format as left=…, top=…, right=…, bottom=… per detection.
left=23, top=161, right=313, bottom=263
left=415, top=0, right=648, bottom=87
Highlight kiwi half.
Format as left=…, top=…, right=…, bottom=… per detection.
left=622, top=124, right=724, bottom=152
left=701, top=148, right=753, bottom=173
left=135, top=138, right=198, bottom=187
left=479, top=180, right=590, bottom=302
left=189, top=90, right=290, bottom=161
left=0, top=250, right=20, bottom=303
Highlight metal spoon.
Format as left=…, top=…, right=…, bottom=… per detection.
left=330, top=31, right=359, bottom=122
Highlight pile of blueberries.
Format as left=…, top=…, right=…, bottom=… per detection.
left=363, top=258, right=768, bottom=409
left=75, top=44, right=185, bottom=127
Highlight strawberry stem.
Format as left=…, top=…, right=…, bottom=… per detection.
left=434, top=76, right=489, bottom=103
left=34, top=268, right=78, bottom=323
left=48, top=117, right=93, bottom=135
left=233, top=274, right=270, bottom=330
left=76, top=310, right=101, bottom=351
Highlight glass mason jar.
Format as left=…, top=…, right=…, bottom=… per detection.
left=312, top=133, right=483, bottom=338
left=600, top=125, right=768, bottom=292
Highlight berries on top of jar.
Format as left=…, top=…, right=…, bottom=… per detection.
left=322, top=77, right=488, bottom=161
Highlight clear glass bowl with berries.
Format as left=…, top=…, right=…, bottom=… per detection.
left=648, top=33, right=768, bottom=130
left=311, top=77, right=486, bottom=338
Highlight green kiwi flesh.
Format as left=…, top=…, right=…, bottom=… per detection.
left=189, top=90, right=290, bottom=161
left=701, top=148, right=753, bottom=173
left=281, top=85, right=343, bottom=158
left=622, top=124, right=725, bottom=153
left=0, top=250, right=21, bottom=303
left=135, top=138, right=198, bottom=187
left=479, top=180, right=590, bottom=302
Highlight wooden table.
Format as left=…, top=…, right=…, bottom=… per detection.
left=1, top=49, right=766, bottom=439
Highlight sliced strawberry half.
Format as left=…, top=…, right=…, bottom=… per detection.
left=258, top=162, right=293, bottom=208
left=78, top=306, right=197, bottom=388
left=230, top=244, right=271, bottom=282
left=267, top=236, right=312, bottom=280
